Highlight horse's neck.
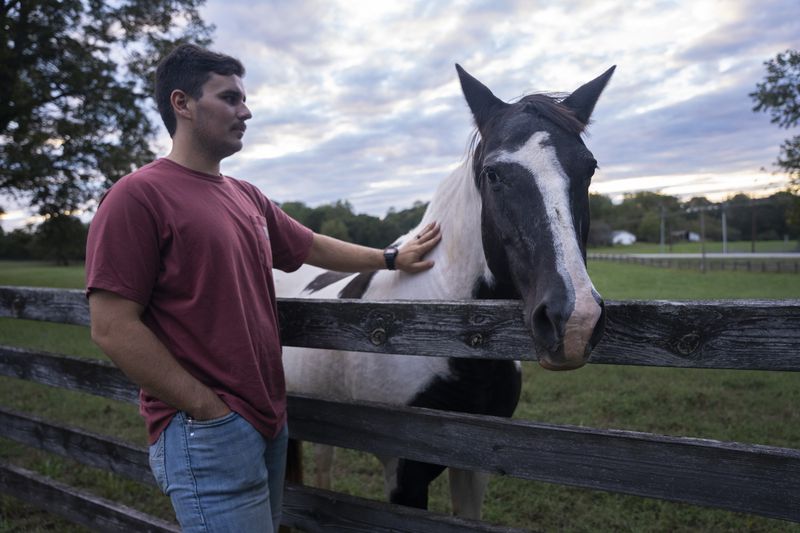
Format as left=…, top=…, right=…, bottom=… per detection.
left=411, top=159, right=489, bottom=299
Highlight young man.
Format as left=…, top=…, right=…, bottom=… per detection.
left=85, top=44, right=440, bottom=533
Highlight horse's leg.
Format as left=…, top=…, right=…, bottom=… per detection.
left=285, top=438, right=303, bottom=484
left=313, top=443, right=334, bottom=489
left=448, top=468, right=489, bottom=520
left=388, top=458, right=447, bottom=510
left=378, top=456, right=398, bottom=500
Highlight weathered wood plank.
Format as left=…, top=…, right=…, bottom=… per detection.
left=0, top=461, right=178, bottom=532
left=591, top=299, right=800, bottom=370
left=0, top=407, right=153, bottom=485
left=0, top=286, right=88, bottom=325
left=0, top=408, right=529, bottom=532
left=278, top=297, right=533, bottom=360
left=282, top=483, right=533, bottom=533
left=2, top=349, right=800, bottom=521
left=288, top=395, right=800, bottom=522
left=0, top=345, right=138, bottom=404
left=279, top=298, right=800, bottom=369
left=2, top=285, right=799, bottom=369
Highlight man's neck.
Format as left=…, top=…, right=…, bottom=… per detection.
left=165, top=148, right=221, bottom=176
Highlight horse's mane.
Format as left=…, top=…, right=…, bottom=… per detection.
left=519, top=93, right=586, bottom=135
left=465, top=92, right=586, bottom=164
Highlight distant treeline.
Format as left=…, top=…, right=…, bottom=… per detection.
left=1, top=190, right=797, bottom=264
left=0, top=214, right=88, bottom=265
left=589, top=190, right=799, bottom=246
left=0, top=200, right=428, bottom=264
left=279, top=200, right=428, bottom=248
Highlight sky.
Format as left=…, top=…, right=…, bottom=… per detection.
left=2, top=0, right=799, bottom=230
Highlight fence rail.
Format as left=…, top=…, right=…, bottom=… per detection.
left=1, top=286, right=799, bottom=530
left=590, top=252, right=800, bottom=274
left=4, top=286, right=800, bottom=370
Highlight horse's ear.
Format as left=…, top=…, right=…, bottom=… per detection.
left=562, top=65, right=616, bottom=125
left=456, top=64, right=507, bottom=132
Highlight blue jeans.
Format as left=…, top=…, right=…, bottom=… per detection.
left=149, top=411, right=288, bottom=533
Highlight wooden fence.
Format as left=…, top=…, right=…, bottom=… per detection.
left=589, top=252, right=800, bottom=274
left=1, top=285, right=799, bottom=531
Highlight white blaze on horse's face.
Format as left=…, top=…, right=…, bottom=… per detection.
left=493, top=131, right=603, bottom=369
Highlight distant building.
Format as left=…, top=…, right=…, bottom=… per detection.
left=672, top=230, right=701, bottom=242
left=612, top=230, right=636, bottom=246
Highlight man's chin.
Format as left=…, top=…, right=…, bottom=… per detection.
left=217, top=142, right=243, bottom=161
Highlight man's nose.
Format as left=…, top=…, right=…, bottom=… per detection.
left=239, top=104, right=252, bottom=120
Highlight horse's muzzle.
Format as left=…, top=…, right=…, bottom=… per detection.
left=532, top=296, right=606, bottom=371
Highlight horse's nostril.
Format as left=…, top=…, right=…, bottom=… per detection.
left=531, top=303, right=560, bottom=351
left=588, top=299, right=606, bottom=350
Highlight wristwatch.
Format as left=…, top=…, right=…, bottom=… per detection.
left=383, top=246, right=399, bottom=270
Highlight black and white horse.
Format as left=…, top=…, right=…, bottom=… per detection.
left=275, top=63, right=614, bottom=519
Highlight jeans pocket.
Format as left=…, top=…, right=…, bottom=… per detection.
left=187, top=410, right=239, bottom=428
left=148, top=431, right=169, bottom=493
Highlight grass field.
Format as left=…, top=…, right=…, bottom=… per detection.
left=590, top=238, right=799, bottom=255
left=1, top=260, right=799, bottom=532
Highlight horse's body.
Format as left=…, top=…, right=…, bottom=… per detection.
left=276, top=64, right=614, bottom=519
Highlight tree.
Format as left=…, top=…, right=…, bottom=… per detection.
left=0, top=226, right=34, bottom=259
left=319, top=218, right=352, bottom=242
left=636, top=211, right=662, bottom=243
left=1, top=0, right=213, bottom=216
left=31, top=213, right=88, bottom=265
left=613, top=192, right=681, bottom=237
left=750, top=49, right=800, bottom=183
left=587, top=220, right=612, bottom=247
left=588, top=193, right=614, bottom=222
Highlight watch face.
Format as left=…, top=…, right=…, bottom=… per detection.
left=384, top=247, right=398, bottom=269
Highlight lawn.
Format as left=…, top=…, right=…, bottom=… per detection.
left=590, top=238, right=799, bottom=254
left=1, top=260, right=799, bottom=532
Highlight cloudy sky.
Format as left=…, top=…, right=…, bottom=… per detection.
left=2, top=0, right=798, bottom=230
left=198, top=0, right=798, bottom=217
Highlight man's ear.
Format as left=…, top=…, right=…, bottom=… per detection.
left=171, top=89, right=192, bottom=119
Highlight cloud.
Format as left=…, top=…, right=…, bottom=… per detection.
left=202, top=0, right=796, bottom=219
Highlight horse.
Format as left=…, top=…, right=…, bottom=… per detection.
left=274, top=63, right=614, bottom=520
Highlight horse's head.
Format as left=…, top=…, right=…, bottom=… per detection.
left=457, top=64, right=613, bottom=371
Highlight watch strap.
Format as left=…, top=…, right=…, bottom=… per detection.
left=383, top=246, right=399, bottom=270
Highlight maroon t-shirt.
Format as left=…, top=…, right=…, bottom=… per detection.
left=85, top=158, right=314, bottom=444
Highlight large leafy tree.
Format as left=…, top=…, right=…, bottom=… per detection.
left=750, top=49, right=800, bottom=184
left=0, top=0, right=213, bottom=216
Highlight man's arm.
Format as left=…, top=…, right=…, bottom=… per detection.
left=88, top=290, right=230, bottom=420
left=306, top=222, right=442, bottom=273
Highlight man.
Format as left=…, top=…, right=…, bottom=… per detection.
left=85, top=44, right=440, bottom=533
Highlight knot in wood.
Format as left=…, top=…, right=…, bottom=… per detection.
left=469, top=333, right=484, bottom=348
left=676, top=332, right=701, bottom=356
left=370, top=327, right=387, bottom=346
left=12, top=295, right=24, bottom=315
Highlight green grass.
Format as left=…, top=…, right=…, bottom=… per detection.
left=1, top=260, right=799, bottom=531
left=590, top=238, right=799, bottom=254
left=0, top=260, right=86, bottom=289
left=589, top=261, right=800, bottom=300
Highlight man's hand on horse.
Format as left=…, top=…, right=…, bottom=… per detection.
left=397, top=222, right=442, bottom=273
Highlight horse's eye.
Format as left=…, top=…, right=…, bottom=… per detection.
left=483, top=167, right=499, bottom=184
left=586, top=160, right=598, bottom=182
